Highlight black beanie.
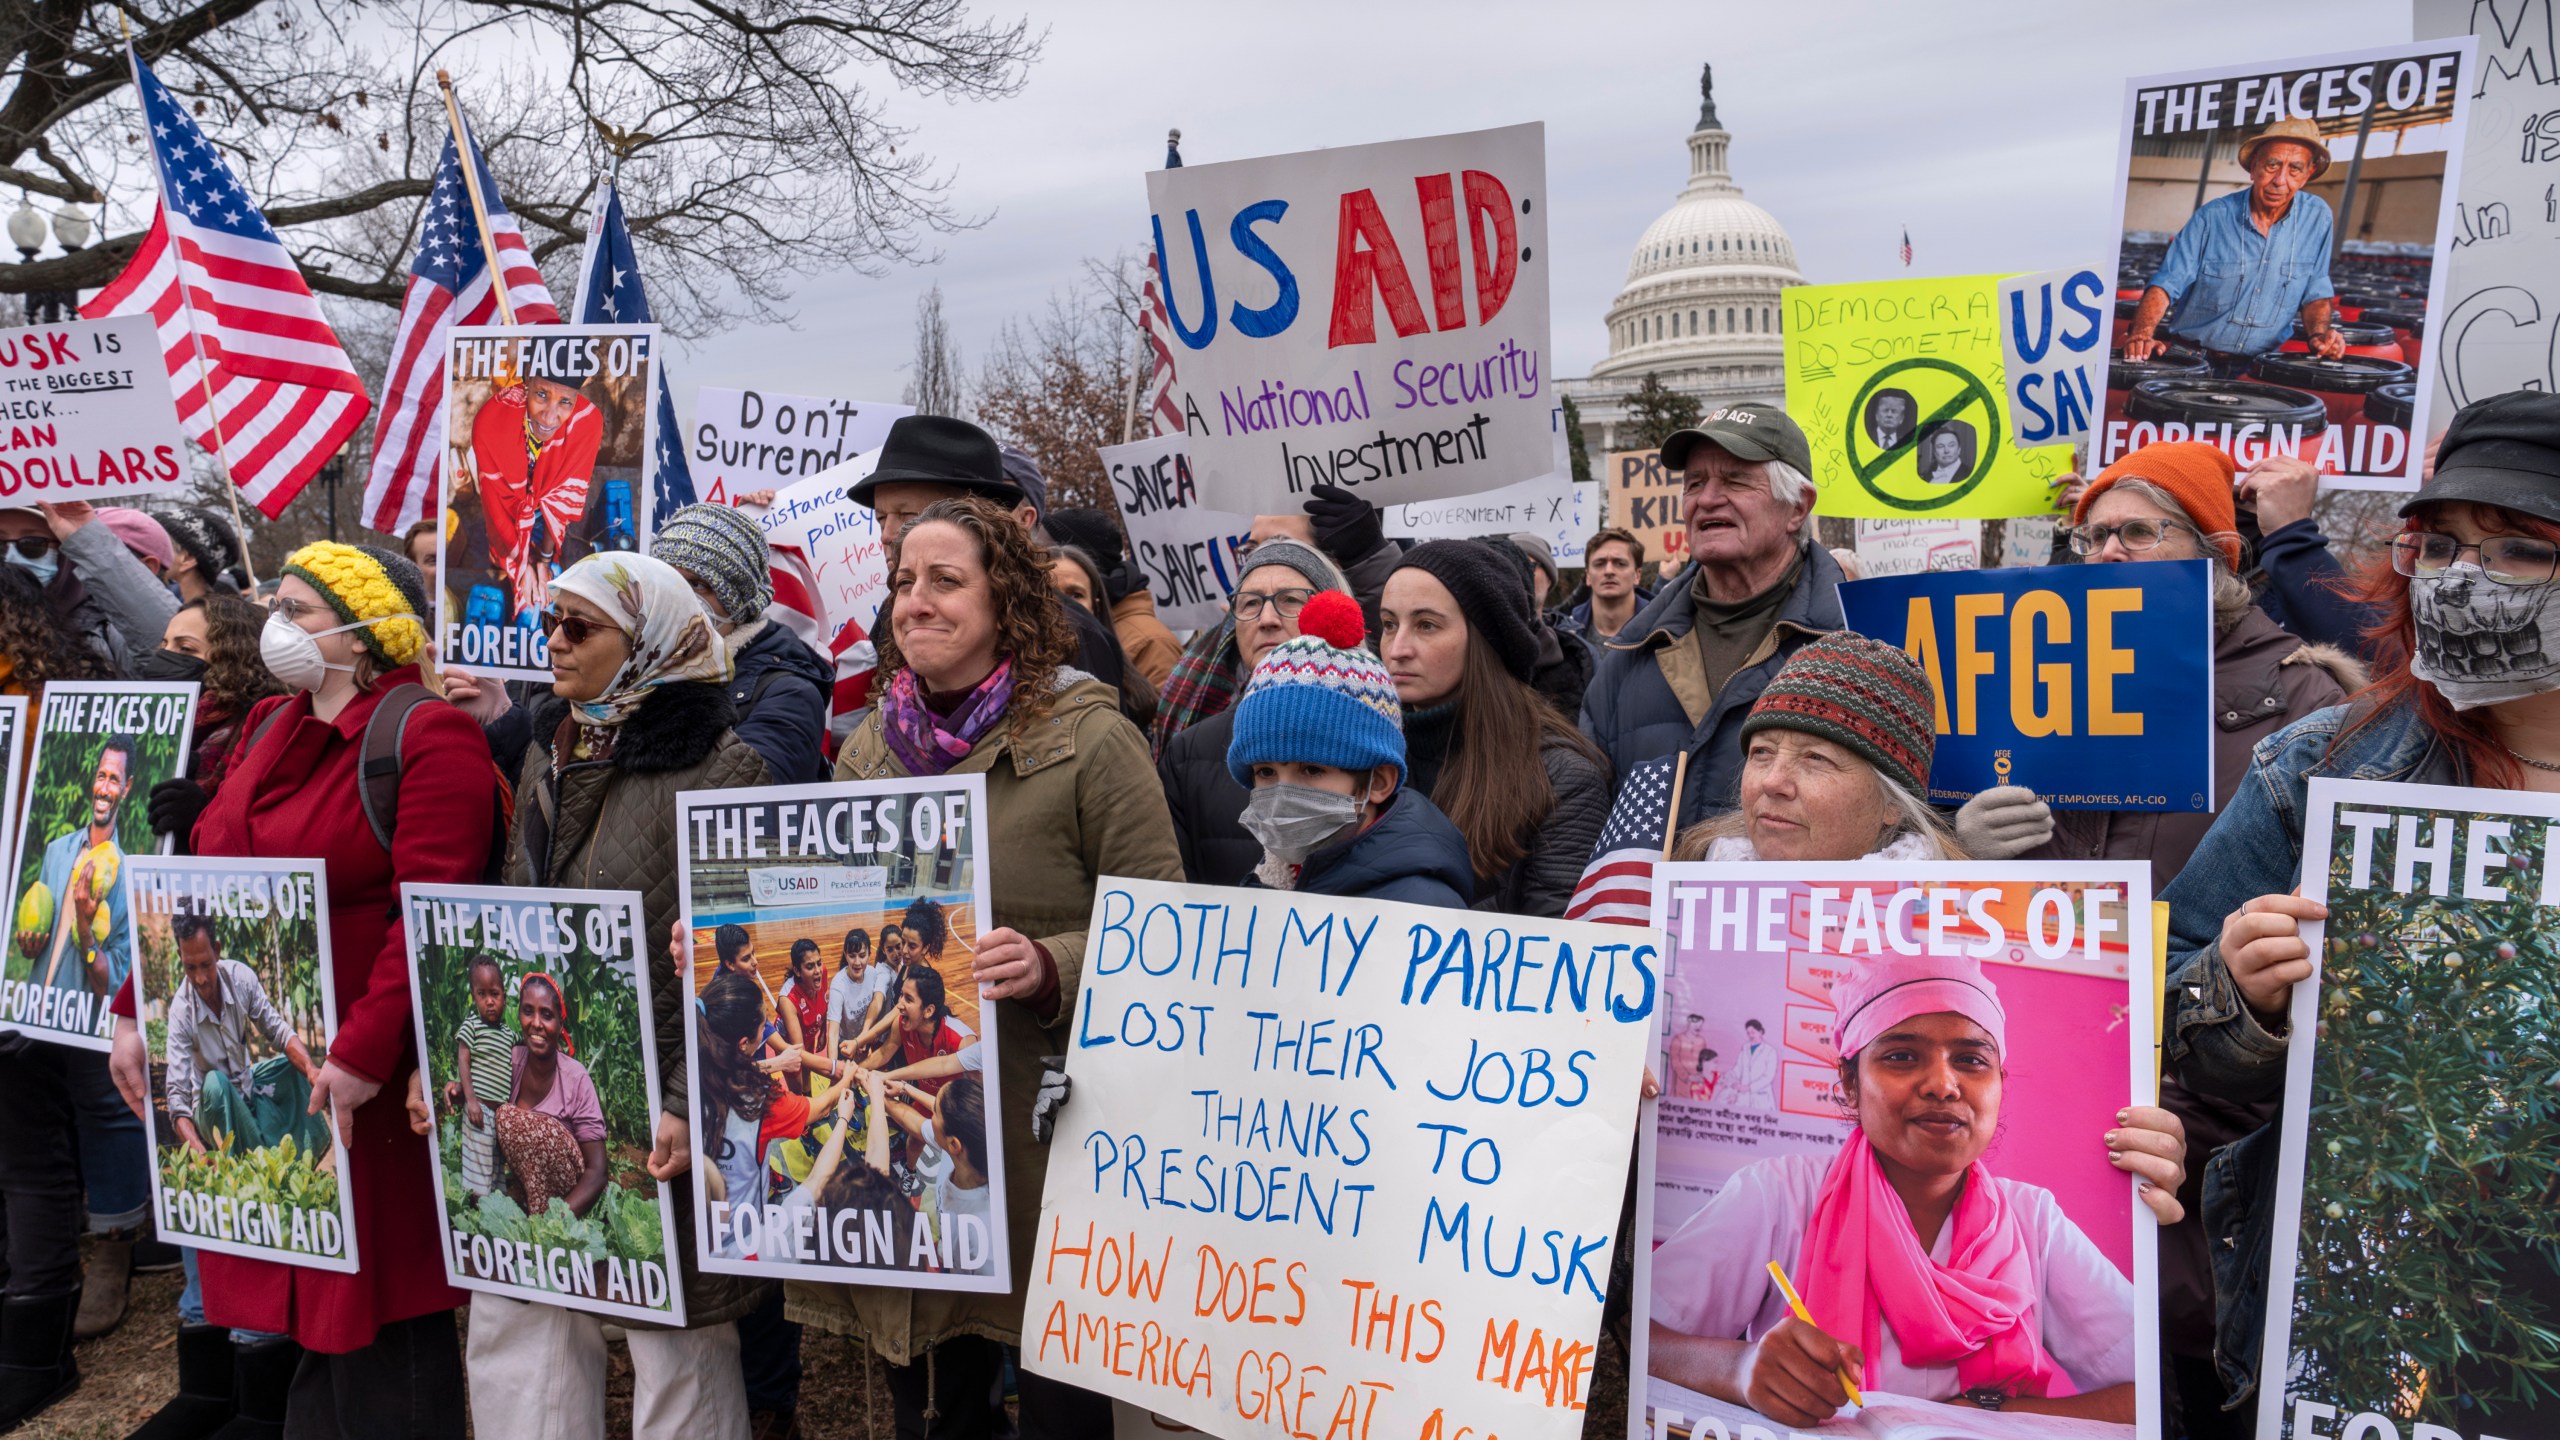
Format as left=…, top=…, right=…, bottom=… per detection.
left=1392, top=539, right=1539, bottom=683
left=1044, top=507, right=1126, bottom=562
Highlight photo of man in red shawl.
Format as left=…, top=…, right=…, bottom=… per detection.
left=470, top=374, right=602, bottom=619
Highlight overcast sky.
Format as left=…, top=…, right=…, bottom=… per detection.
left=676, top=0, right=2412, bottom=421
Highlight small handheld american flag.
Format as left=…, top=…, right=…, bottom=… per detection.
left=1563, top=752, right=1687, bottom=926
left=1899, top=227, right=1913, bottom=268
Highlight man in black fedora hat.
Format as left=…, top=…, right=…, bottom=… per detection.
left=851, top=414, right=1135, bottom=712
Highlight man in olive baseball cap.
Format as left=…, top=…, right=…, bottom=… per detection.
left=1658, top=403, right=1814, bottom=477
left=2401, top=391, right=2560, bottom=520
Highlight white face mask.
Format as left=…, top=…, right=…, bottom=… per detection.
left=260, top=610, right=417, bottom=692
left=2409, top=563, right=2560, bottom=710
left=1238, top=782, right=1367, bottom=864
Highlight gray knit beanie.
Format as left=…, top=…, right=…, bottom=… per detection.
left=1236, top=537, right=1349, bottom=596
left=654, top=502, right=772, bottom=623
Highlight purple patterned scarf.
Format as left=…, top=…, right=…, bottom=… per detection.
left=881, top=660, right=1016, bottom=776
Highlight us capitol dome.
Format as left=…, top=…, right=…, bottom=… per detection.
left=1564, top=63, right=1804, bottom=451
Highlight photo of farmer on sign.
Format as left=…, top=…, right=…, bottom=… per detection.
left=4, top=680, right=195, bottom=1049
left=403, top=884, right=683, bottom=1324
left=677, top=775, right=1005, bottom=1291
left=127, top=855, right=355, bottom=1272
left=2103, top=41, right=2473, bottom=488
left=437, top=322, right=659, bottom=682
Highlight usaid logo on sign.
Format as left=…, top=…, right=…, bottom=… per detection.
left=745, top=866, right=888, bottom=907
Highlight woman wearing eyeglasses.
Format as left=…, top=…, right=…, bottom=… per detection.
left=471, top=549, right=769, bottom=1440
left=2160, top=393, right=2560, bottom=1427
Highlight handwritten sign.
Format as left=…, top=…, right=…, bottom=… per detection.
left=1387, top=405, right=1594, bottom=564
left=1147, top=123, right=1555, bottom=515
left=1785, top=275, right=2071, bottom=520
left=131, top=856, right=355, bottom=1272
left=759, top=452, right=887, bottom=643
left=1023, top=878, right=1654, bottom=1440
left=1850, top=518, right=1980, bottom=578
left=691, top=387, right=910, bottom=507
left=1100, top=434, right=1254, bottom=632
left=2418, top=5, right=2546, bottom=455
left=2103, top=43, right=2474, bottom=490
left=403, top=883, right=684, bottom=1322
left=1604, top=450, right=1685, bottom=567
left=0, top=314, right=189, bottom=504
left=1997, top=269, right=2107, bottom=449
left=1838, top=560, right=2215, bottom=810
left=2266, top=780, right=2560, bottom=1440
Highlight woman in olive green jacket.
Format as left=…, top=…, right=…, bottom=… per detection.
left=788, top=498, right=1180, bottom=1433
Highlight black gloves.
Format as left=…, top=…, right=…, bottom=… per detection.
left=148, top=778, right=210, bottom=851
left=1303, top=484, right=1383, bottom=566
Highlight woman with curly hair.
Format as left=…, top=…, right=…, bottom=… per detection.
left=796, top=495, right=1181, bottom=1435
left=0, top=561, right=105, bottom=702
left=141, top=592, right=284, bottom=794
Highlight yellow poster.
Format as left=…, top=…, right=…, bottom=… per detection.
left=1784, top=275, right=2073, bottom=519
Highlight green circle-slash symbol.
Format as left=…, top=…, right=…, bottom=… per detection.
left=1847, top=358, right=2000, bottom=513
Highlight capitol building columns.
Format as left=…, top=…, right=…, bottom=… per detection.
left=1562, top=62, right=1804, bottom=454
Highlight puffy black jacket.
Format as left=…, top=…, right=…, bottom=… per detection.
left=725, top=618, right=835, bottom=784
left=1157, top=706, right=1256, bottom=888
left=1255, top=788, right=1474, bottom=910
left=1404, top=708, right=1614, bottom=919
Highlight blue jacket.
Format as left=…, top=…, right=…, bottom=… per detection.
left=1553, top=585, right=1655, bottom=644
left=1579, top=544, right=1845, bottom=825
left=2158, top=694, right=2460, bottom=1404
left=2252, top=519, right=2380, bottom=659
left=1258, top=789, right=1474, bottom=910
left=726, top=619, right=835, bottom=785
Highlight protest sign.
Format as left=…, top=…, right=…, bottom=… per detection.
left=2103, top=41, right=2475, bottom=490
left=677, top=776, right=1007, bottom=1291
left=128, top=855, right=355, bottom=1272
left=759, top=450, right=888, bottom=646
left=2000, top=515, right=2059, bottom=569
left=1386, top=406, right=1595, bottom=565
left=690, top=387, right=909, bottom=507
left=437, top=323, right=660, bottom=681
left=1022, top=877, right=1654, bottom=1439
left=1786, top=275, right=2074, bottom=520
left=1850, top=518, right=1980, bottom=578
left=1605, top=449, right=1685, bottom=567
left=0, top=696, right=26, bottom=894
left=1147, top=123, right=1554, bottom=515
left=2260, top=779, right=2560, bottom=1440
left=1633, top=860, right=2158, bottom=1439
left=1100, top=433, right=1254, bottom=632
left=1838, top=559, right=2216, bottom=810
left=402, top=883, right=683, bottom=1323
left=0, top=313, right=190, bottom=505
left=1998, top=268, right=2108, bottom=449
left=2416, top=3, right=2553, bottom=446
left=3, top=681, right=195, bottom=1050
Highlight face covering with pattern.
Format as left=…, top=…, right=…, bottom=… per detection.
left=2409, top=563, right=2560, bottom=710
left=1238, top=782, right=1366, bottom=864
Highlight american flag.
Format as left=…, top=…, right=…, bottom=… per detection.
left=1563, top=753, right=1687, bottom=926
left=572, top=180, right=693, bottom=532
left=83, top=46, right=371, bottom=517
left=1138, top=127, right=1185, bottom=439
left=1899, top=227, right=1913, bottom=268
left=361, top=114, right=561, bottom=533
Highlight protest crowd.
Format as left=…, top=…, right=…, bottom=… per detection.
left=0, top=21, right=2547, bottom=1440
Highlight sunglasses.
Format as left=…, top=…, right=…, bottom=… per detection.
left=538, top=609, right=626, bottom=647
left=3, top=536, right=58, bottom=560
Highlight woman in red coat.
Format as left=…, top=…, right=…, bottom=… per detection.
left=156, top=541, right=493, bottom=1440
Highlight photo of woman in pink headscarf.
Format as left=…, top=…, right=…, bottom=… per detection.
left=1645, top=950, right=2185, bottom=1427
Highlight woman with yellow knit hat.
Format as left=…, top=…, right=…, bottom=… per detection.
left=125, top=541, right=497, bottom=1440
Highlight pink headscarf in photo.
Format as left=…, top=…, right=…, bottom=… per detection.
left=1798, top=953, right=2071, bottom=1397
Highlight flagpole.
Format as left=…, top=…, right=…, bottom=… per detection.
left=119, top=14, right=259, bottom=583
left=436, top=70, right=517, bottom=327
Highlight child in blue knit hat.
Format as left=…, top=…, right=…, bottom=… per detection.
left=1225, top=590, right=1474, bottom=908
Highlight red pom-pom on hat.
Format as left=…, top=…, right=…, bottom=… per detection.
left=1295, top=589, right=1367, bottom=649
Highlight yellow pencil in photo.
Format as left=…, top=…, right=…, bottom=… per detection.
left=1765, top=1259, right=1866, bottom=1408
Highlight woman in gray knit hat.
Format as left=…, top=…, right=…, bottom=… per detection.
left=653, top=502, right=836, bottom=783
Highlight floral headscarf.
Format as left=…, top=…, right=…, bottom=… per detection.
left=547, top=552, right=730, bottom=727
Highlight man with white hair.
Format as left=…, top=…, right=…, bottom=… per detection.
left=2123, top=117, right=2348, bottom=372
left=1581, top=406, right=1845, bottom=825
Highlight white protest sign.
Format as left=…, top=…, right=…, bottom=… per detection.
left=1996, top=268, right=2106, bottom=449
left=1099, top=434, right=1253, bottom=632
left=690, top=387, right=910, bottom=506
left=1025, top=877, right=1654, bottom=1439
left=1387, top=404, right=1595, bottom=563
left=1147, top=122, right=1554, bottom=516
left=1850, top=517, right=1980, bottom=577
left=0, top=313, right=189, bottom=505
left=757, top=449, right=887, bottom=640
left=2417, top=3, right=2552, bottom=442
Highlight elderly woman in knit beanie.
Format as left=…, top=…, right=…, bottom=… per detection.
left=654, top=501, right=835, bottom=783
left=131, top=542, right=499, bottom=1439
left=1378, top=539, right=1611, bottom=917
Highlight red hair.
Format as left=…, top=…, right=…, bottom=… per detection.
left=2339, top=500, right=2560, bottom=789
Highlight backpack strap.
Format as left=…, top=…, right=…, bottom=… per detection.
left=356, top=683, right=436, bottom=854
